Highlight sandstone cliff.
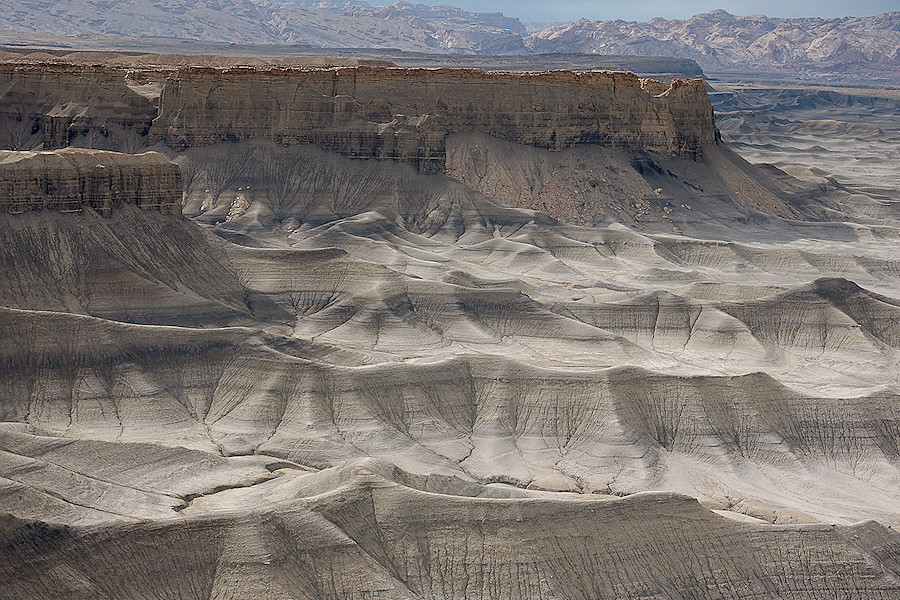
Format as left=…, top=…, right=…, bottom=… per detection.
left=0, top=149, right=183, bottom=216
left=150, top=66, right=717, bottom=170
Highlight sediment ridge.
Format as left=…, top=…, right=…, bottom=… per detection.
left=0, top=148, right=183, bottom=215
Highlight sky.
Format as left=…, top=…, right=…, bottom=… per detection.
left=383, top=0, right=898, bottom=23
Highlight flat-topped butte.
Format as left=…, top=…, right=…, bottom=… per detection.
left=0, top=63, right=718, bottom=172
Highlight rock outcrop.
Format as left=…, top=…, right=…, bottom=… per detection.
left=0, top=149, right=183, bottom=216
left=151, top=66, right=717, bottom=170
left=3, top=53, right=900, bottom=599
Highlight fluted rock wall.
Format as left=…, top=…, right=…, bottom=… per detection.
left=150, top=66, right=718, bottom=170
left=0, top=149, right=183, bottom=216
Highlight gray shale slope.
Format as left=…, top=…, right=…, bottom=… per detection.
left=2, top=62, right=900, bottom=599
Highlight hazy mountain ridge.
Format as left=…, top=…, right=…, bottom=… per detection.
left=339, top=1, right=525, bottom=35
left=526, top=10, right=900, bottom=76
left=1, top=0, right=527, bottom=54
left=282, top=0, right=525, bottom=34
left=3, top=2, right=899, bottom=73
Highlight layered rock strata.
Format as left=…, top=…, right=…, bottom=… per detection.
left=0, top=149, right=182, bottom=216
left=151, top=67, right=717, bottom=170
left=0, top=63, right=718, bottom=172
left=0, top=64, right=157, bottom=151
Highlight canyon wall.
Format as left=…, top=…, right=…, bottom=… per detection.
left=151, top=67, right=718, bottom=170
left=0, top=149, right=183, bottom=215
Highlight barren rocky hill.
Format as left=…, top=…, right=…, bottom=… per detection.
left=2, top=60, right=900, bottom=598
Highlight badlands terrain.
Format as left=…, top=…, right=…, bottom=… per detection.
left=713, top=77, right=900, bottom=191
left=1, top=53, right=900, bottom=598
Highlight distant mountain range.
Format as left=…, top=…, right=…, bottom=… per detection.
left=2, top=0, right=527, bottom=53
left=527, top=10, right=900, bottom=76
left=3, top=1, right=899, bottom=77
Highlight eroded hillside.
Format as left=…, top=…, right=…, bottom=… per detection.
left=2, top=61, right=900, bottom=599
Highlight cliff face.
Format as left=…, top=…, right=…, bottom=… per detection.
left=0, top=64, right=157, bottom=151
left=0, top=63, right=718, bottom=171
left=150, top=67, right=717, bottom=170
left=0, top=149, right=183, bottom=216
